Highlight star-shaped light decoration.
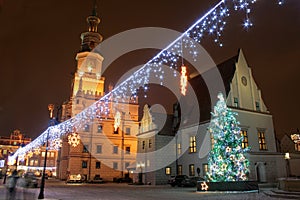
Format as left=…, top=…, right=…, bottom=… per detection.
left=201, top=181, right=209, bottom=191
left=221, top=163, right=227, bottom=171
left=225, top=146, right=232, bottom=153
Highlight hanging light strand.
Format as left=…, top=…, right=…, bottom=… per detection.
left=11, top=0, right=285, bottom=161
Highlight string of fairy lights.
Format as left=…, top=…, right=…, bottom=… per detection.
left=10, top=0, right=285, bottom=163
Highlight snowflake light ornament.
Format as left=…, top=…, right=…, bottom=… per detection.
left=68, top=133, right=81, bottom=147
left=51, top=138, right=62, bottom=150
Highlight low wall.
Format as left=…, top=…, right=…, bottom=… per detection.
left=197, top=181, right=258, bottom=192
left=278, top=178, right=300, bottom=192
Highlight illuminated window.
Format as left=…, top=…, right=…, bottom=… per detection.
left=189, top=164, right=195, bottom=176
left=51, top=152, right=55, bottom=157
left=203, top=163, right=208, bottom=177
left=258, top=130, right=267, bottom=150
left=211, top=134, right=215, bottom=149
left=241, top=130, right=249, bottom=149
left=42, top=152, right=45, bottom=157
left=177, top=165, right=182, bottom=175
left=3, top=150, right=7, bottom=155
left=177, top=143, right=182, bottom=155
left=29, top=160, right=34, bottom=166
left=165, top=167, right=171, bottom=175
left=189, top=136, right=196, bottom=153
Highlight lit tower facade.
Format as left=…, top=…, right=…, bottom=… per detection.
left=58, top=5, right=139, bottom=182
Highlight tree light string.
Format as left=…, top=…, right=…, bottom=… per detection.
left=10, top=0, right=284, bottom=162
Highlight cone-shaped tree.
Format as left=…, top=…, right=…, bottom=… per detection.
left=206, top=93, right=249, bottom=182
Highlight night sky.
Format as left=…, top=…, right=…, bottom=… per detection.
left=0, top=0, right=299, bottom=140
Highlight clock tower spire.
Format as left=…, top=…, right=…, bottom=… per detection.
left=80, top=0, right=103, bottom=52
left=71, top=1, right=105, bottom=105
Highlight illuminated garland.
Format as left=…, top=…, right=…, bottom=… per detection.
left=180, top=65, right=188, bottom=96
left=10, top=0, right=285, bottom=161
left=114, top=111, right=121, bottom=131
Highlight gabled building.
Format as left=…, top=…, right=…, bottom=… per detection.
left=138, top=49, right=287, bottom=185
left=58, top=7, right=139, bottom=182
left=136, top=105, right=175, bottom=185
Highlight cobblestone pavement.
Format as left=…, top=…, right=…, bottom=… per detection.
left=0, top=179, right=290, bottom=200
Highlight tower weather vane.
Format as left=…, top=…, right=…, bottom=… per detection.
left=10, top=0, right=285, bottom=161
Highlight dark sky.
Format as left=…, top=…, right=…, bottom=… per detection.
left=0, top=0, right=299, bottom=140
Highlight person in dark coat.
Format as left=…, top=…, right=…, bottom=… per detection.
left=6, top=170, right=19, bottom=200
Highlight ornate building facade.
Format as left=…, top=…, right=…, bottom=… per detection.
left=58, top=8, right=139, bottom=182
left=138, top=49, right=288, bottom=185
left=0, top=130, right=57, bottom=177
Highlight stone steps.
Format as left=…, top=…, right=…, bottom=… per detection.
left=263, top=189, right=300, bottom=199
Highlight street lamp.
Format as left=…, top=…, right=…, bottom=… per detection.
left=136, top=162, right=145, bottom=184
left=284, top=152, right=291, bottom=179
left=38, top=104, right=56, bottom=199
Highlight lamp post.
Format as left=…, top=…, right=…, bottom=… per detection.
left=38, top=104, right=55, bottom=199
left=137, top=162, right=145, bottom=184
left=284, top=152, right=291, bottom=179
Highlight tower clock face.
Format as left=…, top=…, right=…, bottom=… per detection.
left=87, top=61, right=94, bottom=72
left=241, top=76, right=247, bottom=86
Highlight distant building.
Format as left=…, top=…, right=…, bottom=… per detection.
left=138, top=49, right=289, bottom=185
left=0, top=130, right=31, bottom=174
left=278, top=129, right=300, bottom=177
left=0, top=130, right=58, bottom=177
left=58, top=7, right=139, bottom=182
left=136, top=105, right=175, bottom=185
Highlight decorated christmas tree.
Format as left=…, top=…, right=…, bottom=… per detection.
left=206, top=93, right=249, bottom=182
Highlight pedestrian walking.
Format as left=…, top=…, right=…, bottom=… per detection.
left=6, top=170, right=19, bottom=200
